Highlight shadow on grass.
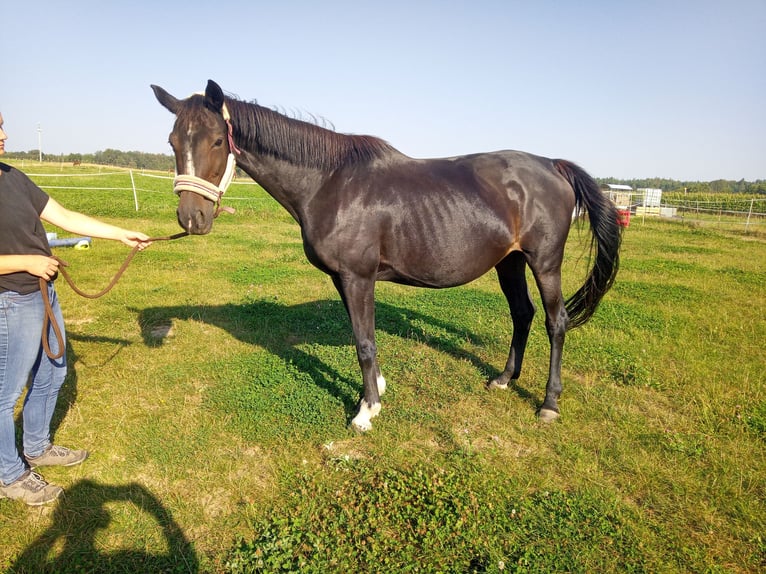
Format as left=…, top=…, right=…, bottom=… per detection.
left=66, top=332, right=133, bottom=368
left=9, top=480, right=198, bottom=573
left=134, top=295, right=540, bottom=417
left=47, top=334, right=132, bottom=442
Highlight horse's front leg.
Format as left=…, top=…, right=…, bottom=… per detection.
left=332, top=274, right=384, bottom=432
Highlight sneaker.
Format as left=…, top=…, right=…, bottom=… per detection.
left=0, top=470, right=63, bottom=506
left=24, top=444, right=89, bottom=468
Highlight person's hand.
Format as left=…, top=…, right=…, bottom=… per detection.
left=28, top=255, right=60, bottom=280
left=121, top=231, right=152, bottom=250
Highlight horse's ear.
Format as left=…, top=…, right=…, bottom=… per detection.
left=151, top=85, right=180, bottom=115
left=205, top=80, right=225, bottom=114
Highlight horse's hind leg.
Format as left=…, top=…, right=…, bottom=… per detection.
left=488, top=252, right=536, bottom=390
left=531, top=267, right=568, bottom=422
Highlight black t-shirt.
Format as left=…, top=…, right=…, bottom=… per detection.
left=0, top=162, right=52, bottom=294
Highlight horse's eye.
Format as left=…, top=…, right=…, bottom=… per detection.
left=213, top=138, right=224, bottom=148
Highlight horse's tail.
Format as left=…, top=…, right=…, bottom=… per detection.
left=554, top=159, right=622, bottom=330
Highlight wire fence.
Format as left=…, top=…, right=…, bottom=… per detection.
left=668, top=198, right=766, bottom=232
left=605, top=190, right=766, bottom=233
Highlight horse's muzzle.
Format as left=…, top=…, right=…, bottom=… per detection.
left=177, top=207, right=212, bottom=235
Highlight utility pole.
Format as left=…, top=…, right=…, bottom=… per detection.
left=37, top=124, right=42, bottom=162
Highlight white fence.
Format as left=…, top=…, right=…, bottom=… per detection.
left=25, top=169, right=263, bottom=211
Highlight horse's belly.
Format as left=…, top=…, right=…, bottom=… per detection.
left=379, top=228, right=512, bottom=288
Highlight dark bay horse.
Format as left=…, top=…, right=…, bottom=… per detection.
left=152, top=80, right=621, bottom=432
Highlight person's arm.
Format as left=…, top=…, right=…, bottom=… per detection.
left=0, top=254, right=59, bottom=280
left=40, top=197, right=151, bottom=248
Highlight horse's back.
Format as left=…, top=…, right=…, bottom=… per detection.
left=307, top=149, right=575, bottom=287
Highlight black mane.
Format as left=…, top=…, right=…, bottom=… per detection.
left=225, top=97, right=397, bottom=171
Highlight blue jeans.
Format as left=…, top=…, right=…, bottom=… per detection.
left=0, top=282, right=67, bottom=485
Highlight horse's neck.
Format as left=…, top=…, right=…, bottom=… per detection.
left=230, top=104, right=395, bottom=222
left=237, top=153, right=327, bottom=223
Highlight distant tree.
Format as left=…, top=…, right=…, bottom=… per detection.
left=710, top=180, right=729, bottom=193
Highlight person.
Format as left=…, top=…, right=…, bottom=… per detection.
left=0, top=112, right=151, bottom=506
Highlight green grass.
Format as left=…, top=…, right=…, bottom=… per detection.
left=1, top=160, right=764, bottom=573
left=225, top=460, right=653, bottom=573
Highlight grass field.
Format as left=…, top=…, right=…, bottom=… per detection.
left=1, top=161, right=764, bottom=573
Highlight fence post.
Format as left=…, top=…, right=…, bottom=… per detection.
left=130, top=169, right=139, bottom=211
left=745, top=198, right=754, bottom=231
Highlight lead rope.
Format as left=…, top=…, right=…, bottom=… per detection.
left=40, top=231, right=189, bottom=360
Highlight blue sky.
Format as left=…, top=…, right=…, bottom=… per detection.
left=3, top=1, right=764, bottom=181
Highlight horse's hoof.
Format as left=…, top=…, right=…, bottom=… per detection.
left=538, top=408, right=560, bottom=423
left=351, top=421, right=372, bottom=433
left=487, top=379, right=508, bottom=391
left=350, top=400, right=380, bottom=433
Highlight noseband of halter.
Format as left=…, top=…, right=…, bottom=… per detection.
left=173, top=100, right=241, bottom=203
left=173, top=153, right=236, bottom=202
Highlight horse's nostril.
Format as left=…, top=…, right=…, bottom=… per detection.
left=176, top=209, right=192, bottom=233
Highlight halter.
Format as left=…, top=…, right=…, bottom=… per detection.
left=172, top=101, right=241, bottom=202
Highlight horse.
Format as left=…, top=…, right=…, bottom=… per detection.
left=151, top=80, right=622, bottom=432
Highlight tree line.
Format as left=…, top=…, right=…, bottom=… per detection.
left=596, top=177, right=766, bottom=195
left=4, top=149, right=174, bottom=171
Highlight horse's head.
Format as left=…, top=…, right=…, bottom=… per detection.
left=152, top=80, right=236, bottom=235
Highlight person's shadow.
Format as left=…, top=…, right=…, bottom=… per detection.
left=134, top=293, right=539, bottom=416
left=9, top=480, right=198, bottom=573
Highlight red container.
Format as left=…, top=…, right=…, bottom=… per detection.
left=616, top=209, right=631, bottom=227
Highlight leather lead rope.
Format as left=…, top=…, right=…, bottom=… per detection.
left=40, top=231, right=189, bottom=360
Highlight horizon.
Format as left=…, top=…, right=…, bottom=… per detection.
left=4, top=151, right=764, bottom=186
